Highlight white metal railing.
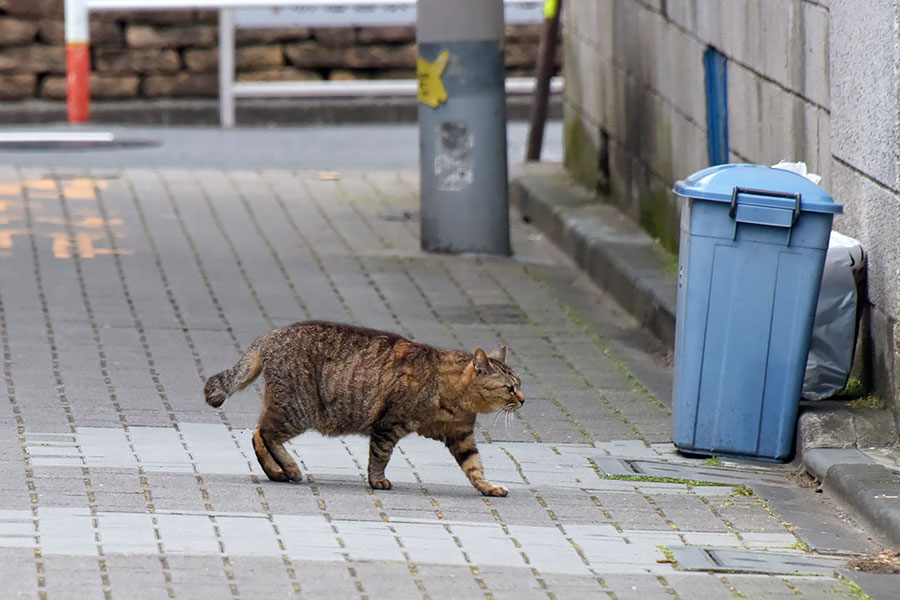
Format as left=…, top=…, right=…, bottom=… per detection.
left=65, top=0, right=562, bottom=127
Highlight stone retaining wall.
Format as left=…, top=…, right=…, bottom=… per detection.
left=0, top=0, right=546, bottom=101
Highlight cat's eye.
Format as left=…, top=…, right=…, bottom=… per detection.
left=507, top=385, right=516, bottom=395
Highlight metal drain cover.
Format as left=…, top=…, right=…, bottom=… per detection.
left=671, top=546, right=845, bottom=575
left=630, top=461, right=785, bottom=486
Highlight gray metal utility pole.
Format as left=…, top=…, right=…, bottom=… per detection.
left=416, top=0, right=510, bottom=255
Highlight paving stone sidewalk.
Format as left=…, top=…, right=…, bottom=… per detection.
left=0, top=163, right=888, bottom=599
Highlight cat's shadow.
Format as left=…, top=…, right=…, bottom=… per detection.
left=244, top=473, right=510, bottom=501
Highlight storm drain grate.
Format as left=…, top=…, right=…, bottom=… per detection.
left=441, top=303, right=526, bottom=325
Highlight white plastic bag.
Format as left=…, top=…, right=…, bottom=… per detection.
left=802, top=231, right=866, bottom=400
left=771, top=160, right=822, bottom=185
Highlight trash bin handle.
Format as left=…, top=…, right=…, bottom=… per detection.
left=729, top=187, right=802, bottom=225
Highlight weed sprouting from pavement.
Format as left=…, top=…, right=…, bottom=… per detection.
left=655, top=545, right=675, bottom=563
left=839, top=576, right=872, bottom=600
left=601, top=474, right=727, bottom=488
left=732, top=484, right=754, bottom=497
left=849, top=393, right=885, bottom=410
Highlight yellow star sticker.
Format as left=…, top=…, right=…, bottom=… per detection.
left=417, top=50, right=450, bottom=108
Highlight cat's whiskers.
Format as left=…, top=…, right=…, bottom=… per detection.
left=490, top=407, right=506, bottom=428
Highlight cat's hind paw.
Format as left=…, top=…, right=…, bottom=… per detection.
left=253, top=428, right=302, bottom=483
left=264, top=469, right=290, bottom=482
left=369, top=477, right=393, bottom=490
left=480, top=484, right=508, bottom=497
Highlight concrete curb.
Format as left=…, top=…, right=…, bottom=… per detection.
left=509, top=164, right=677, bottom=348
left=510, top=164, right=900, bottom=550
left=809, top=453, right=900, bottom=549
left=803, top=446, right=900, bottom=549
left=0, top=95, right=560, bottom=126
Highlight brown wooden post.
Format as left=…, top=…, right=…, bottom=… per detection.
left=525, top=0, right=562, bottom=162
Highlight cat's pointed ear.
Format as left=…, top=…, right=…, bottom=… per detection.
left=472, top=347, right=491, bottom=374
left=488, top=344, right=507, bottom=363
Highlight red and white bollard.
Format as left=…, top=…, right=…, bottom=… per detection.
left=65, top=0, right=90, bottom=123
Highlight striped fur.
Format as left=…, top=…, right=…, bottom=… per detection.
left=203, top=336, right=266, bottom=407
left=204, top=320, right=524, bottom=496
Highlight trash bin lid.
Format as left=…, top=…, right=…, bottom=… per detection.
left=674, top=164, right=842, bottom=214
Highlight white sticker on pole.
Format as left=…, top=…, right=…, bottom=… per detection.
left=435, top=122, right=473, bottom=191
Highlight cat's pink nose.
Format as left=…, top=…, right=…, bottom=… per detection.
left=516, top=392, right=525, bottom=406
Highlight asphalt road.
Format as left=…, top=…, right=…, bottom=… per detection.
left=0, top=121, right=562, bottom=171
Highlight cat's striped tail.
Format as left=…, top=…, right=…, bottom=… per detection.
left=204, top=337, right=265, bottom=408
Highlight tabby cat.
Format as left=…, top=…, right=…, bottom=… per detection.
left=204, top=320, right=524, bottom=496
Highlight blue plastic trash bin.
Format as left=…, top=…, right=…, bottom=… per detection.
left=672, top=164, right=842, bottom=461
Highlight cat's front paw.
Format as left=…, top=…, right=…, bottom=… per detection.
left=283, top=467, right=303, bottom=483
left=481, top=484, right=508, bottom=497
left=369, top=477, right=393, bottom=490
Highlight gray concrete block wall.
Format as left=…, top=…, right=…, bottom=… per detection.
left=833, top=159, right=900, bottom=422
left=801, top=2, right=830, bottom=108
left=562, top=0, right=708, bottom=248
left=829, top=0, right=899, bottom=190
left=563, top=0, right=900, bottom=427
left=827, top=0, right=900, bottom=424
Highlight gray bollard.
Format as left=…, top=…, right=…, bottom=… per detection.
left=416, top=0, right=510, bottom=255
